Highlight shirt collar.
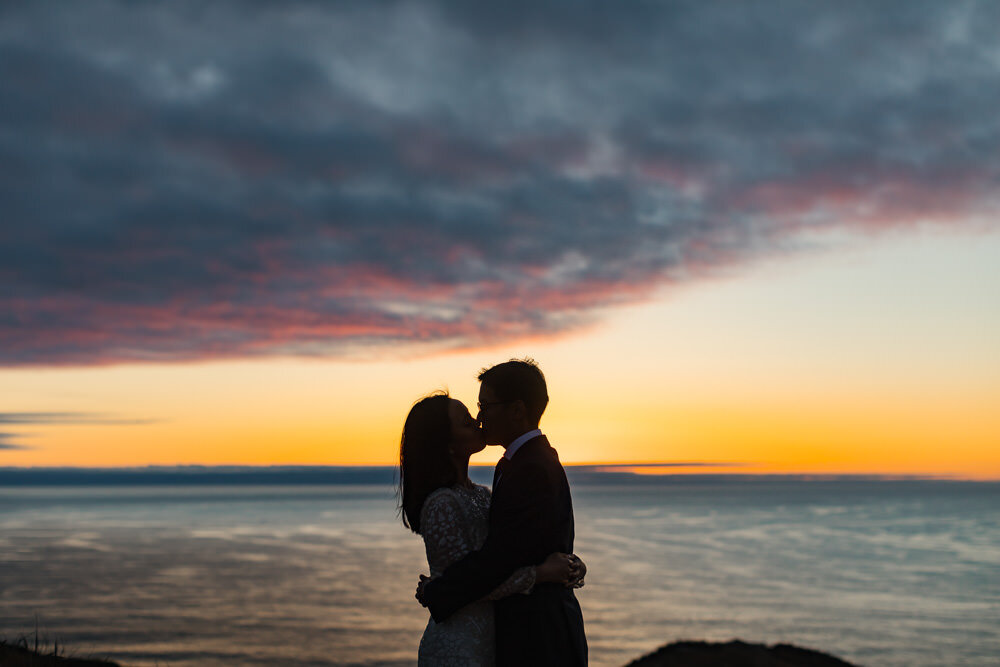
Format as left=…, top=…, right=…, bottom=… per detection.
left=504, top=429, right=542, bottom=460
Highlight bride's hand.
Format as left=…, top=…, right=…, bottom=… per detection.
left=536, top=552, right=576, bottom=586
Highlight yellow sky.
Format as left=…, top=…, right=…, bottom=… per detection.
left=2, top=229, right=998, bottom=478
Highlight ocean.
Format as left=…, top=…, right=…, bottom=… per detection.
left=1, top=469, right=998, bottom=666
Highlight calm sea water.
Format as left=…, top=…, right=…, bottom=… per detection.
left=1, top=472, right=998, bottom=666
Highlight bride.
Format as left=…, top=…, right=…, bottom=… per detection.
left=399, top=392, right=585, bottom=666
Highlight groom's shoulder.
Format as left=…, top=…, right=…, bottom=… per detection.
left=514, top=435, right=553, bottom=461
left=515, top=437, right=565, bottom=476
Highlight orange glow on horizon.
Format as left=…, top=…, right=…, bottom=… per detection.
left=2, top=232, right=998, bottom=481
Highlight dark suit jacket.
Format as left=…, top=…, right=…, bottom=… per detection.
left=422, top=435, right=587, bottom=666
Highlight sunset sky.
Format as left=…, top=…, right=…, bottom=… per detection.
left=2, top=2, right=998, bottom=477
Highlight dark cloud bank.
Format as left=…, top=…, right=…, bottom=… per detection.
left=2, top=1, right=998, bottom=366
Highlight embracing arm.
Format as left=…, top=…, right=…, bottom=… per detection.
left=484, top=552, right=587, bottom=600
left=422, top=466, right=552, bottom=622
left=420, top=489, right=555, bottom=604
left=484, top=565, right=536, bottom=600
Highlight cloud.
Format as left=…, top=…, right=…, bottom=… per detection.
left=0, top=433, right=31, bottom=450
left=0, top=412, right=157, bottom=454
left=2, top=1, right=998, bottom=365
left=0, top=412, right=160, bottom=426
left=591, top=462, right=751, bottom=469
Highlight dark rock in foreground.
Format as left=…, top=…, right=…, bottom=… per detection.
left=0, top=641, right=120, bottom=667
left=625, top=639, right=857, bottom=667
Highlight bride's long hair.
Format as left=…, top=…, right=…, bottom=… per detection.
left=398, top=392, right=458, bottom=534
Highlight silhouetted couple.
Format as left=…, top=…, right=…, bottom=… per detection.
left=399, top=358, right=588, bottom=666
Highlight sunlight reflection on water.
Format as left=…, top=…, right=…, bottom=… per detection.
left=1, top=481, right=998, bottom=666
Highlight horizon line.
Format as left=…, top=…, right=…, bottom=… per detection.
left=0, top=464, right=996, bottom=482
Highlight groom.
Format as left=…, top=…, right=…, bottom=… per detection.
left=416, top=358, right=588, bottom=665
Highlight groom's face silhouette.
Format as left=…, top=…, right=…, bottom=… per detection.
left=477, top=383, right=503, bottom=446
left=477, top=382, right=525, bottom=448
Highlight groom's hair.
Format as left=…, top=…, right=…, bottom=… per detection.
left=478, top=358, right=548, bottom=426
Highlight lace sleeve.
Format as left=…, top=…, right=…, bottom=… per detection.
left=420, top=489, right=473, bottom=575
left=484, top=565, right=536, bottom=600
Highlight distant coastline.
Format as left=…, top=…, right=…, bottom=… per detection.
left=0, top=465, right=990, bottom=486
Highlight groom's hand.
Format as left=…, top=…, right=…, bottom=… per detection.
left=567, top=554, right=587, bottom=588
left=415, top=574, right=430, bottom=607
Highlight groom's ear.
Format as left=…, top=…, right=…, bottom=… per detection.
left=510, top=398, right=527, bottom=424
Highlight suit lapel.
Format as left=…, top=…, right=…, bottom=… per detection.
left=493, top=456, right=506, bottom=489
left=493, top=435, right=549, bottom=495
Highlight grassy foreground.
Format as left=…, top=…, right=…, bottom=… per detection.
left=0, top=636, right=119, bottom=667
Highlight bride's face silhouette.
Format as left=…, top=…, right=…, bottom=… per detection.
left=447, top=399, right=486, bottom=458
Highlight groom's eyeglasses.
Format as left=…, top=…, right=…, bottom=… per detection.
left=477, top=400, right=516, bottom=412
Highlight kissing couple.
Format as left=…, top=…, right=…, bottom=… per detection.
left=399, top=358, right=588, bottom=666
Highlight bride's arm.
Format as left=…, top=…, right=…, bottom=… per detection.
left=483, top=552, right=583, bottom=600
left=483, top=564, right=536, bottom=600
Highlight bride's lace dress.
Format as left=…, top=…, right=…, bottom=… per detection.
left=417, top=483, right=536, bottom=666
